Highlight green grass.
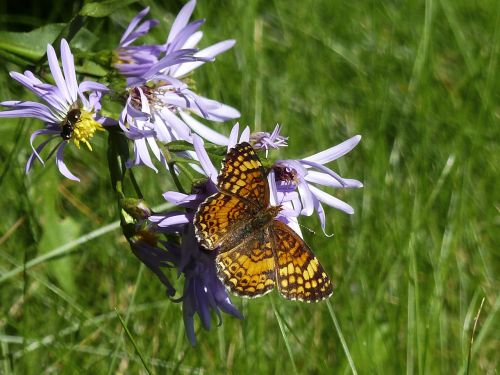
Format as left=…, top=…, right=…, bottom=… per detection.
left=0, top=0, right=498, bottom=373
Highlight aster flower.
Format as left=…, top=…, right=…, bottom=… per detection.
left=0, top=39, right=109, bottom=181
left=166, top=224, right=242, bottom=345
left=148, top=186, right=242, bottom=345
left=250, top=124, right=288, bottom=156
left=272, top=135, right=363, bottom=233
left=118, top=0, right=240, bottom=171
left=114, top=7, right=163, bottom=79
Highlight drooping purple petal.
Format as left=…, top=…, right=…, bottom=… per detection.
left=25, top=136, right=57, bottom=173
left=297, top=178, right=314, bottom=216
left=150, top=212, right=190, bottom=228
left=29, top=129, right=59, bottom=164
left=55, top=142, right=79, bottom=182
left=309, top=185, right=355, bottom=215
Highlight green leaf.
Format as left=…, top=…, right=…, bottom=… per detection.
left=80, top=0, right=139, bottom=18
left=39, top=217, right=80, bottom=296
left=77, top=60, right=108, bottom=77
left=0, top=23, right=66, bottom=61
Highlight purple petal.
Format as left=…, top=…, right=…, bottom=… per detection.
left=239, top=126, right=250, bottom=143
left=300, top=159, right=348, bottom=187
left=173, top=39, right=236, bottom=77
left=162, top=191, right=198, bottom=206
left=305, top=171, right=363, bottom=188
left=46, top=43, right=72, bottom=107
left=131, top=138, right=158, bottom=172
left=303, top=135, right=361, bottom=165
left=56, top=142, right=80, bottom=181
left=168, top=19, right=205, bottom=54
left=60, top=39, right=78, bottom=103
left=25, top=136, right=57, bottom=173
left=180, top=112, right=229, bottom=145
left=78, top=81, right=109, bottom=93
left=9, top=72, right=66, bottom=114
left=158, top=108, right=192, bottom=142
left=268, top=170, right=278, bottom=206
left=312, top=195, right=329, bottom=234
left=29, top=129, right=59, bottom=164
left=309, top=185, right=355, bottom=214
left=180, top=30, right=203, bottom=50
left=297, top=178, right=314, bottom=216
left=227, top=122, right=240, bottom=150
left=120, top=7, right=150, bottom=45
left=193, top=134, right=217, bottom=183
left=153, top=213, right=190, bottom=227
left=167, top=0, right=196, bottom=45
left=0, top=101, right=58, bottom=123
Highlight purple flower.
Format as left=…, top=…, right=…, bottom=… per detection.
left=114, top=7, right=163, bottom=79
left=167, top=225, right=242, bottom=345
left=0, top=39, right=109, bottom=181
left=118, top=0, right=240, bottom=171
left=250, top=124, right=288, bottom=156
left=272, top=135, right=363, bottom=233
left=148, top=188, right=242, bottom=345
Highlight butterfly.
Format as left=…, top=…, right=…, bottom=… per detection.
left=193, top=142, right=333, bottom=302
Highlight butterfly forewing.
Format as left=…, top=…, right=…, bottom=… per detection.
left=217, top=142, right=269, bottom=208
left=194, top=192, right=255, bottom=250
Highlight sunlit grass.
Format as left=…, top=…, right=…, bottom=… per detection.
left=0, top=0, right=498, bottom=373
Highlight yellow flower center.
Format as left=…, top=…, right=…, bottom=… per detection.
left=72, top=110, right=104, bottom=151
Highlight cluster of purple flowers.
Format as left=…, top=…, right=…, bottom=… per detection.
left=0, top=0, right=362, bottom=345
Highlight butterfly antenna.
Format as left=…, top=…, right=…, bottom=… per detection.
left=297, top=222, right=316, bottom=235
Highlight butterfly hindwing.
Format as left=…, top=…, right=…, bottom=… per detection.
left=216, top=228, right=276, bottom=298
left=271, top=220, right=333, bottom=302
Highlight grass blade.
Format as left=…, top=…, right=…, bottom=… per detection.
left=115, top=308, right=152, bottom=375
left=326, top=299, right=358, bottom=375
left=271, top=299, right=298, bottom=374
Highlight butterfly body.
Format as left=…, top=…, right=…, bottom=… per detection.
left=194, top=142, right=333, bottom=302
left=217, top=205, right=281, bottom=253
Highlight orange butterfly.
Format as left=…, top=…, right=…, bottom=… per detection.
left=194, top=142, right=332, bottom=302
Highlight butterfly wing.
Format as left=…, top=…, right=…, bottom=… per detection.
left=217, top=142, right=269, bottom=209
left=271, top=220, right=333, bottom=302
left=194, top=192, right=254, bottom=250
left=216, top=227, right=276, bottom=297
left=194, top=142, right=269, bottom=250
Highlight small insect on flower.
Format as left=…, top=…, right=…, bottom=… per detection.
left=194, top=142, right=333, bottom=302
left=60, top=107, right=81, bottom=140
left=0, top=39, right=109, bottom=181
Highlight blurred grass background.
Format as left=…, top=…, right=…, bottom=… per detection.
left=0, top=0, right=498, bottom=373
